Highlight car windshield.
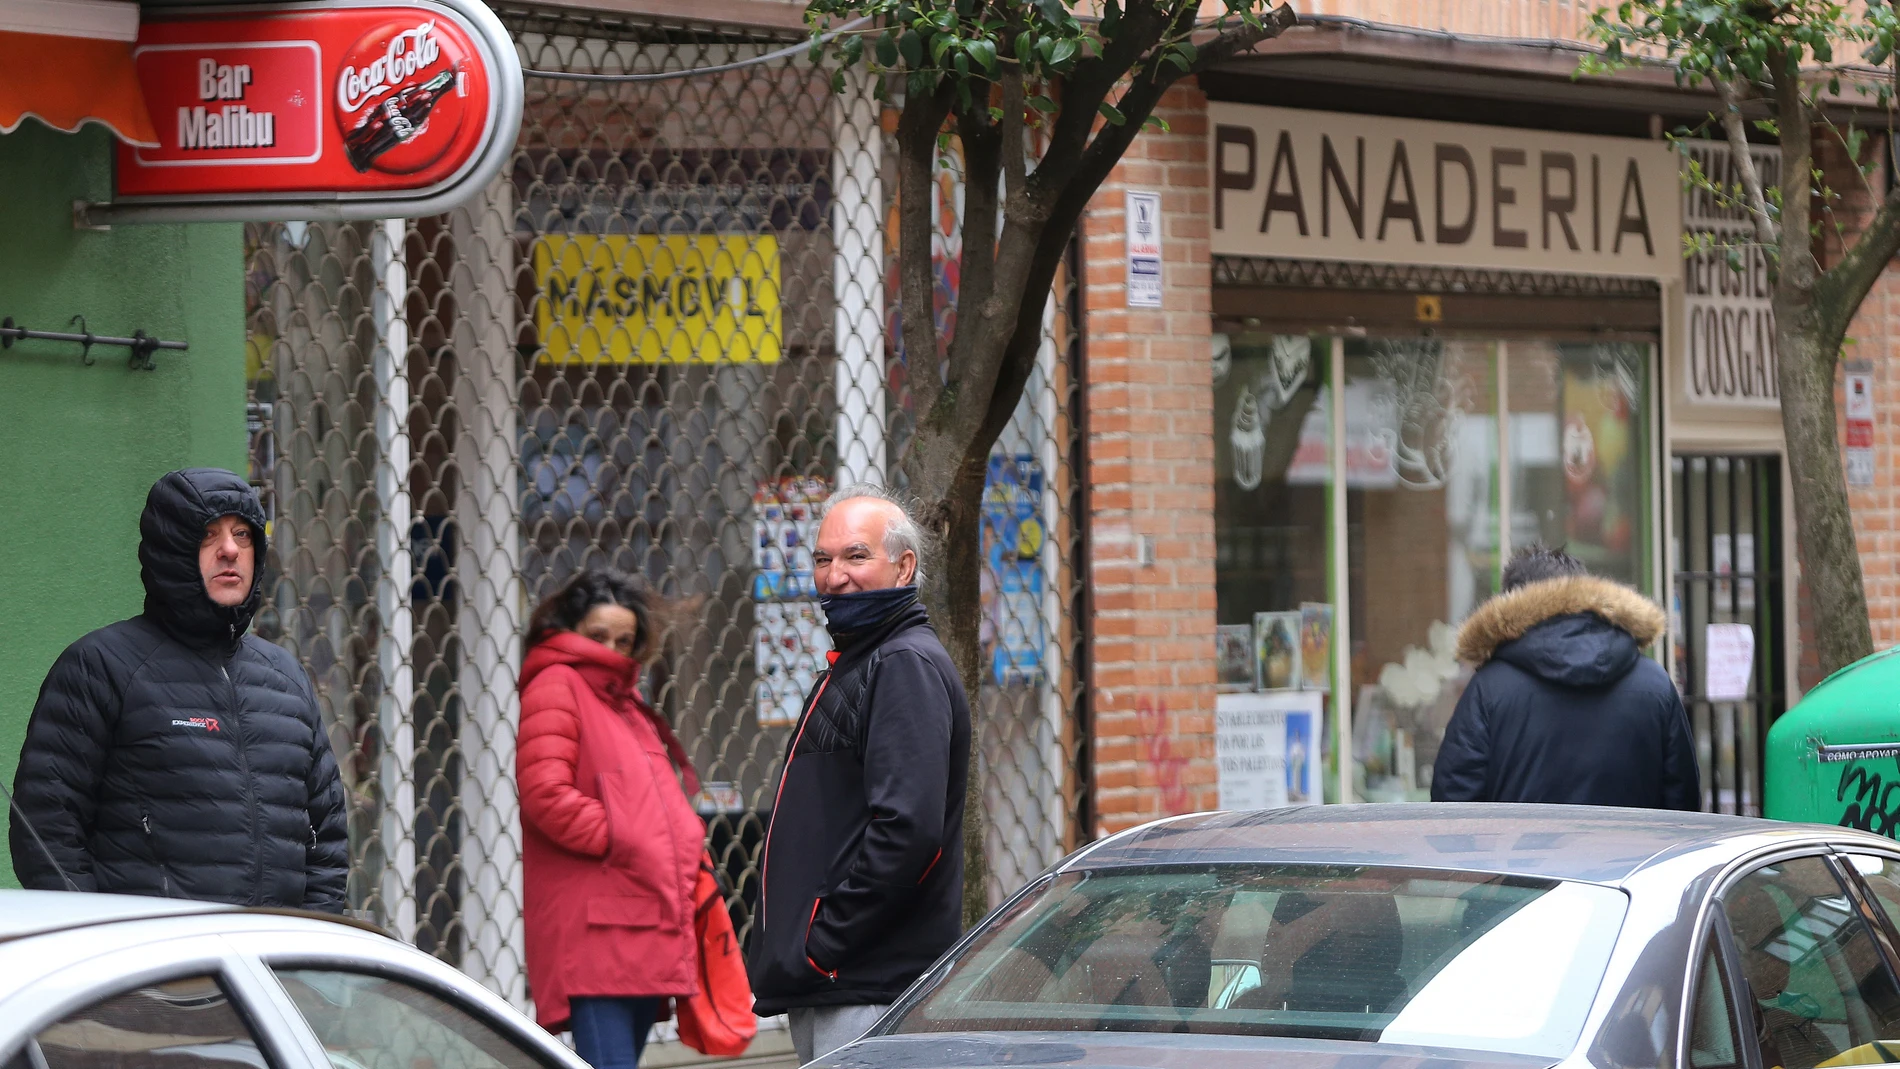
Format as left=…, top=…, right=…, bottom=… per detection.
left=884, top=864, right=1628, bottom=1059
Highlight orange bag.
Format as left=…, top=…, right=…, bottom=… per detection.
left=675, top=859, right=757, bottom=1057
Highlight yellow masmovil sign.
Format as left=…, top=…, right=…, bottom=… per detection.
left=532, top=235, right=782, bottom=364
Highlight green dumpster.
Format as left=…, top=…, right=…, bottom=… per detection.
left=1766, top=647, right=1900, bottom=838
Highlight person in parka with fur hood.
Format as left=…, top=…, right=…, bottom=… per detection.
left=1431, top=544, right=1700, bottom=811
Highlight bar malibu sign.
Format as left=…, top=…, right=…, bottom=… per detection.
left=1210, top=103, right=1680, bottom=281
left=105, top=0, right=521, bottom=222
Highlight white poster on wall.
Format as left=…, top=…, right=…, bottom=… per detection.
left=1705, top=623, right=1755, bottom=702
left=1217, top=690, right=1323, bottom=810
left=1126, top=189, right=1163, bottom=307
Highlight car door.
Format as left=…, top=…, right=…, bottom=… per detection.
left=1682, top=900, right=1756, bottom=1069
left=1706, top=853, right=1900, bottom=1069
left=0, top=930, right=317, bottom=1069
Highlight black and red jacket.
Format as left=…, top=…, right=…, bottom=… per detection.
left=746, top=601, right=971, bottom=1014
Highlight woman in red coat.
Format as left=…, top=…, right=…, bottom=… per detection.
left=518, top=570, right=705, bottom=1068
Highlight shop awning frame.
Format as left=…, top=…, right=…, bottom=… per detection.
left=0, top=0, right=158, bottom=147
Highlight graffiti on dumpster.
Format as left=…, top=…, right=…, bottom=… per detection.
left=1838, top=762, right=1900, bottom=839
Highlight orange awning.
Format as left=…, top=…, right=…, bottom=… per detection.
left=0, top=23, right=157, bottom=148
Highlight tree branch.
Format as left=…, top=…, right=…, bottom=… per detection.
left=979, top=3, right=1299, bottom=450
left=895, top=79, right=956, bottom=441
left=944, top=100, right=1003, bottom=391
left=1817, top=185, right=1900, bottom=342
left=1716, top=75, right=1779, bottom=248
left=1000, top=58, right=1027, bottom=202
left=1770, top=53, right=1820, bottom=303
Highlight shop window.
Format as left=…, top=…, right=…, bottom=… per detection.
left=1213, top=331, right=1654, bottom=804
left=1213, top=333, right=1333, bottom=804
left=1343, top=337, right=1499, bottom=803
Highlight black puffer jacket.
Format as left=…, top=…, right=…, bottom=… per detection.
left=1431, top=575, right=1700, bottom=811
left=9, top=469, right=349, bottom=910
left=748, top=600, right=971, bottom=1013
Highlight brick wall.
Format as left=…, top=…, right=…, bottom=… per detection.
left=1195, top=0, right=1597, bottom=44
left=1084, top=80, right=1220, bottom=834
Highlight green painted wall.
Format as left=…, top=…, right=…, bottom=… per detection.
left=0, top=123, right=246, bottom=887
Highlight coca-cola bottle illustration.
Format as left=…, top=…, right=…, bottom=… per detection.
left=343, top=67, right=458, bottom=173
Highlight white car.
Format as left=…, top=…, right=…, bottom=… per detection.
left=0, top=890, right=586, bottom=1069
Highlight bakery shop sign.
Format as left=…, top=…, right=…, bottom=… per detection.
left=99, top=0, right=521, bottom=222
left=1210, top=103, right=1680, bottom=280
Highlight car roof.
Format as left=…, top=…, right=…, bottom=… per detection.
left=0, top=890, right=239, bottom=942
left=0, top=889, right=389, bottom=944
left=1069, top=803, right=1857, bottom=884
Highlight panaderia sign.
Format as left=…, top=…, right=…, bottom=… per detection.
left=101, top=0, right=521, bottom=222
left=1209, top=103, right=1681, bottom=280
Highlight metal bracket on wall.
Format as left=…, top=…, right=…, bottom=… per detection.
left=0, top=316, right=188, bottom=370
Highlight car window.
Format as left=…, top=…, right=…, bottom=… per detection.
left=883, top=864, right=1628, bottom=1059
left=6, top=975, right=270, bottom=1069
left=1846, top=855, right=1900, bottom=939
left=1690, top=934, right=1742, bottom=1069
left=1721, top=858, right=1900, bottom=1069
left=273, top=969, right=548, bottom=1069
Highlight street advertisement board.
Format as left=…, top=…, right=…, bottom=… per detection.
left=1217, top=690, right=1321, bottom=810
left=530, top=236, right=784, bottom=365
left=752, top=477, right=830, bottom=728
left=104, top=0, right=521, bottom=222
left=984, top=454, right=1047, bottom=687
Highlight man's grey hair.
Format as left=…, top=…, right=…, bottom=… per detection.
left=820, top=483, right=928, bottom=586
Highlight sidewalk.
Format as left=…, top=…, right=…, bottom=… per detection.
left=640, top=1017, right=801, bottom=1069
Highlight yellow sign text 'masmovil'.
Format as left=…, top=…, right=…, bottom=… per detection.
left=532, top=235, right=782, bottom=364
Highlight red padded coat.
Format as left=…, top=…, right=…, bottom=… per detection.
left=517, top=631, right=704, bottom=1032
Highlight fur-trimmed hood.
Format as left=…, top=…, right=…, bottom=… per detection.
left=1459, top=575, right=1666, bottom=676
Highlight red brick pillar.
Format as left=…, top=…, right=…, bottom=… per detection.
left=1083, top=80, right=1219, bottom=834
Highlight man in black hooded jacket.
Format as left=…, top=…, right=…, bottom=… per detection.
left=9, top=468, right=349, bottom=910
left=1431, top=544, right=1699, bottom=810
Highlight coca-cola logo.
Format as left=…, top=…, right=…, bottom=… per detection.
left=337, top=21, right=441, bottom=113
left=332, top=17, right=471, bottom=175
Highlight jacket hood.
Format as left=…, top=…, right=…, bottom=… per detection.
left=521, top=629, right=640, bottom=699
left=139, top=468, right=268, bottom=654
left=1457, top=575, right=1666, bottom=689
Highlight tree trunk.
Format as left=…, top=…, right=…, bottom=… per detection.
left=913, top=455, right=993, bottom=930
left=1777, top=314, right=1874, bottom=676
left=1767, top=69, right=1874, bottom=680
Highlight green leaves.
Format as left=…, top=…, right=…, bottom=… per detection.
left=1585, top=0, right=1893, bottom=95
left=802, top=0, right=1265, bottom=135
left=967, top=37, right=997, bottom=72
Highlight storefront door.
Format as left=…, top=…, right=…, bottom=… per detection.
left=1214, top=327, right=1658, bottom=804
left=1670, top=454, right=1786, bottom=815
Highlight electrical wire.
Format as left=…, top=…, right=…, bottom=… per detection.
left=1292, top=12, right=1604, bottom=56
left=521, top=15, right=870, bottom=82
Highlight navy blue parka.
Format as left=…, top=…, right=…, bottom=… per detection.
left=1431, top=575, right=1700, bottom=811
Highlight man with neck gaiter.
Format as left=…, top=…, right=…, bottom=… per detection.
left=747, top=485, right=972, bottom=1064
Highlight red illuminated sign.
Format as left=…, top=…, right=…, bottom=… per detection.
left=105, top=0, right=520, bottom=222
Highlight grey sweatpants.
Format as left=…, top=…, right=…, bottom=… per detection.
left=787, top=1003, right=890, bottom=1064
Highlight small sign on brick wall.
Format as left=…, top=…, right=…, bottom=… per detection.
left=1846, top=367, right=1875, bottom=488
left=1125, top=189, right=1162, bottom=308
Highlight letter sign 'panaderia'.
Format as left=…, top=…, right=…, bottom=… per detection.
left=1209, top=103, right=1680, bottom=280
